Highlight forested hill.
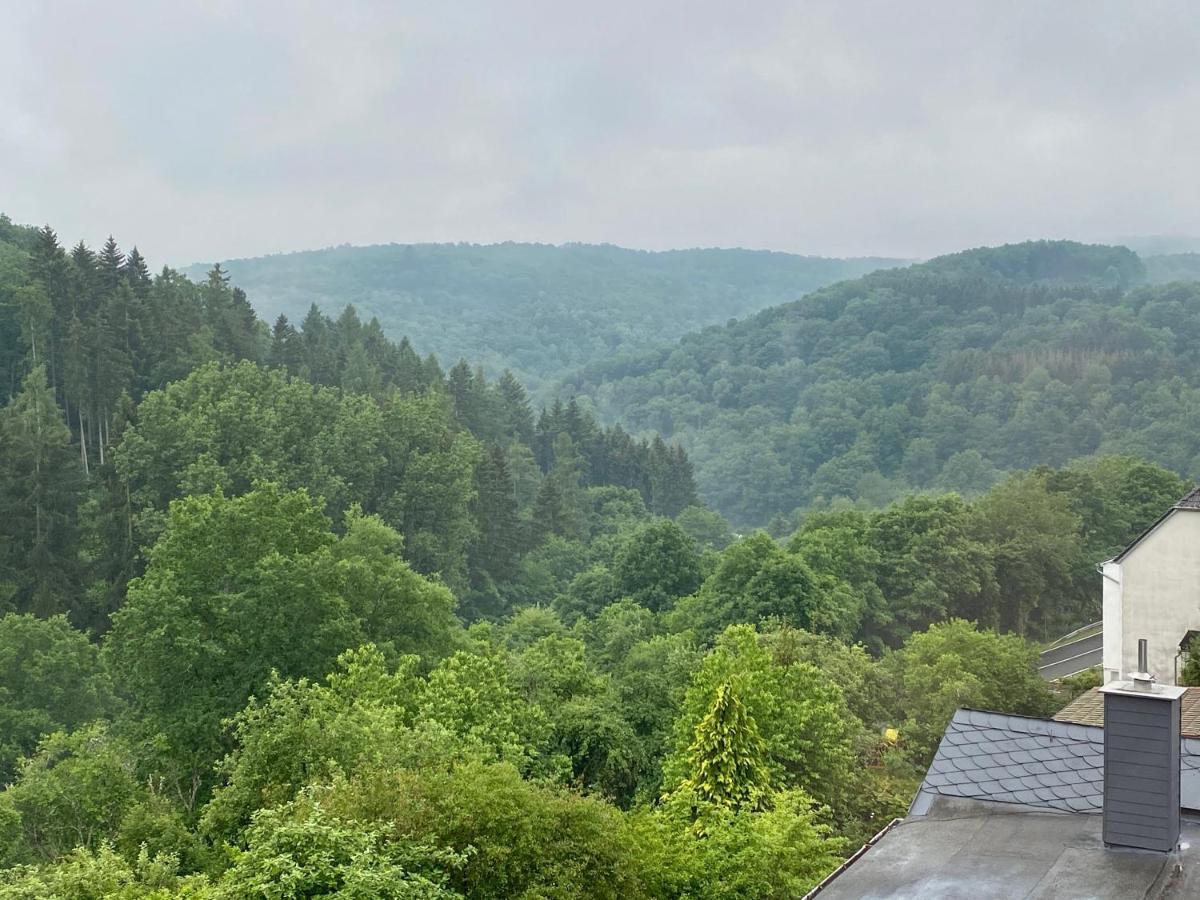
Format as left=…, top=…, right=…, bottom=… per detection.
left=183, top=243, right=902, bottom=395
left=0, top=214, right=699, bottom=631
left=563, top=240, right=1200, bottom=526
left=1144, top=253, right=1200, bottom=284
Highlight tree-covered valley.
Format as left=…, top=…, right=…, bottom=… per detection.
left=563, top=241, right=1200, bottom=526
left=0, top=213, right=1195, bottom=896
left=184, top=243, right=902, bottom=397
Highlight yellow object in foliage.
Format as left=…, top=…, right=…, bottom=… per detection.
left=884, top=727, right=899, bottom=744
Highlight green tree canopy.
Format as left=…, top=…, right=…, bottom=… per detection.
left=0, top=614, right=112, bottom=784
left=0, top=365, right=85, bottom=618
left=883, top=619, right=1056, bottom=763
left=671, top=533, right=863, bottom=642
left=105, top=485, right=459, bottom=805
left=679, top=679, right=769, bottom=810
left=612, top=519, right=702, bottom=612
left=664, top=625, right=854, bottom=813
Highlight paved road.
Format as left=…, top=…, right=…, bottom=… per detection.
left=1039, top=632, right=1103, bottom=680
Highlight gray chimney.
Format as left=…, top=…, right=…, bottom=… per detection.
left=1100, top=639, right=1185, bottom=852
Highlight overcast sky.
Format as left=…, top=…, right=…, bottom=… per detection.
left=3, top=1, right=1199, bottom=266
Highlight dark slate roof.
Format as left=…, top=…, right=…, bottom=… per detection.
left=811, top=707, right=1200, bottom=898
left=914, top=708, right=1103, bottom=814
left=916, top=708, right=1200, bottom=815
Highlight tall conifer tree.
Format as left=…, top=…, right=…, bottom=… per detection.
left=0, top=365, right=85, bottom=616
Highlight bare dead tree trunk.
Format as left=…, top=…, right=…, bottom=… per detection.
left=78, top=408, right=89, bottom=476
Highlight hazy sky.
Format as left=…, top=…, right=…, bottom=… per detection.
left=3, top=1, right=1199, bottom=266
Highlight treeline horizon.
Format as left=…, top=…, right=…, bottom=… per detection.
left=180, top=239, right=906, bottom=398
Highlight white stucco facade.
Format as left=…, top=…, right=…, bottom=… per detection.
left=1103, top=508, right=1200, bottom=685
left=1101, top=560, right=1123, bottom=683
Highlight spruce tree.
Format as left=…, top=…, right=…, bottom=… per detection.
left=300, top=304, right=335, bottom=384
left=421, top=353, right=444, bottom=386
left=97, top=236, right=125, bottom=296
left=29, top=226, right=69, bottom=389
left=86, top=391, right=137, bottom=631
left=0, top=365, right=85, bottom=616
left=649, top=436, right=699, bottom=516
left=497, top=370, right=534, bottom=444
left=62, top=315, right=91, bottom=471
left=268, top=314, right=303, bottom=373
left=122, top=246, right=152, bottom=296
left=93, top=289, right=136, bottom=460
left=531, top=477, right=569, bottom=544
left=13, top=284, right=52, bottom=366
left=333, top=305, right=364, bottom=357
left=30, top=226, right=67, bottom=306
left=469, top=446, right=521, bottom=587
left=545, top=433, right=585, bottom=539
left=229, top=287, right=261, bottom=361
left=394, top=337, right=425, bottom=392
left=68, top=241, right=97, bottom=308
left=447, top=360, right=478, bottom=431
left=340, top=344, right=381, bottom=395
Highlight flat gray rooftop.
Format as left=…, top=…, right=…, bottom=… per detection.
left=813, top=795, right=1200, bottom=899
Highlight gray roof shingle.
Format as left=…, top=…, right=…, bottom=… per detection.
left=918, top=707, right=1200, bottom=816
left=917, top=709, right=1105, bottom=813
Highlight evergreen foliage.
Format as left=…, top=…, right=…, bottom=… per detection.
left=0, top=220, right=699, bottom=625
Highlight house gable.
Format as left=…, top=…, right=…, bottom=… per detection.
left=1110, top=486, right=1200, bottom=564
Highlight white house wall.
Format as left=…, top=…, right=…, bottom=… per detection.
left=1102, top=560, right=1123, bottom=683
left=1117, top=509, right=1200, bottom=684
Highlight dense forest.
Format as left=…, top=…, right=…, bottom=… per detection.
left=187, top=243, right=901, bottom=396
left=560, top=240, right=1200, bottom=525
left=0, top=215, right=1193, bottom=896
left=1144, top=252, right=1200, bottom=284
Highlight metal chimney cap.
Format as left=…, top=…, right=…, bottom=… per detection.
left=1099, top=681, right=1186, bottom=700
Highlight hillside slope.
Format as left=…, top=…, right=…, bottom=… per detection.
left=184, top=243, right=901, bottom=394
left=562, top=241, right=1200, bottom=525
left=1144, top=253, right=1200, bottom=284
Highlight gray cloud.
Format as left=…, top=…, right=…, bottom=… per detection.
left=2, top=0, right=1199, bottom=264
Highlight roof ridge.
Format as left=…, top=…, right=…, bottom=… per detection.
left=1110, top=486, right=1200, bottom=563
left=955, top=707, right=1102, bottom=738
left=1177, top=486, right=1200, bottom=509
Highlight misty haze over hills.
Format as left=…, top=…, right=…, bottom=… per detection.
left=184, top=243, right=904, bottom=394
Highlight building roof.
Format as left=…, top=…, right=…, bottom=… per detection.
left=809, top=708, right=1200, bottom=899
left=911, top=709, right=1102, bottom=815
left=1055, top=686, right=1200, bottom=737
left=808, top=795, right=1200, bottom=899
left=1176, top=487, right=1200, bottom=509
